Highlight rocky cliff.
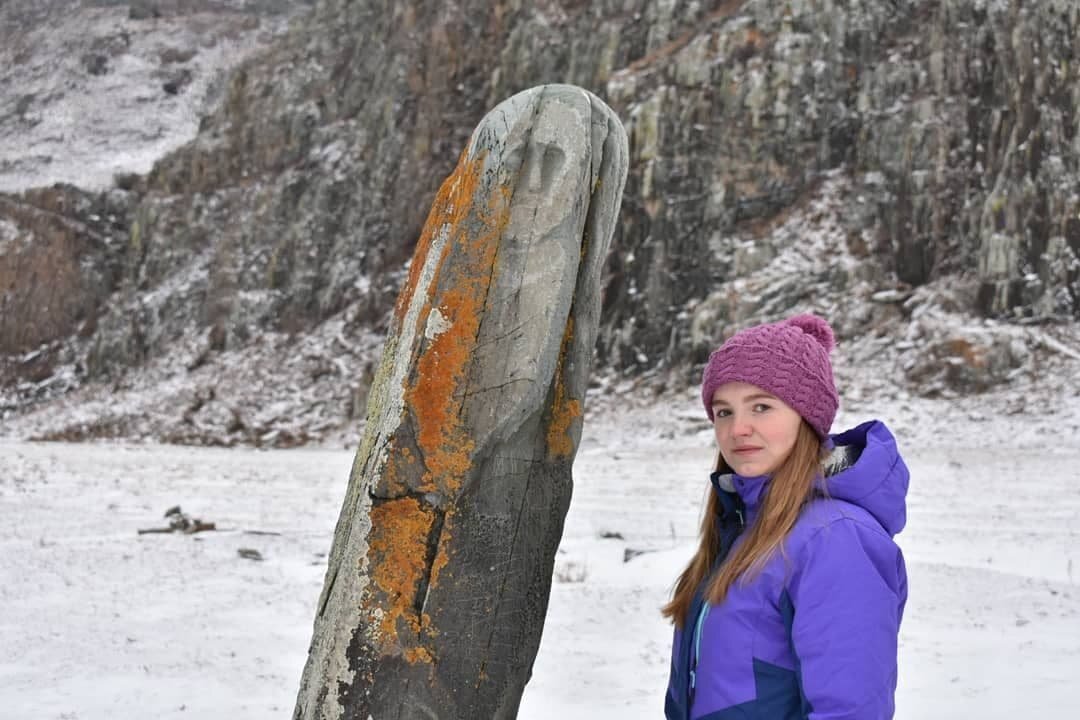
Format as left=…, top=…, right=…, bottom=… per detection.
left=2, top=0, right=1079, bottom=445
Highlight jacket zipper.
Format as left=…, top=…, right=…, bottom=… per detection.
left=689, top=601, right=710, bottom=692
left=684, top=485, right=746, bottom=717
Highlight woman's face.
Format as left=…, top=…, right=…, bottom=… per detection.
left=710, top=382, right=802, bottom=477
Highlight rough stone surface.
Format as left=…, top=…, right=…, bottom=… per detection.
left=292, top=85, right=628, bottom=720
left=2, top=0, right=1080, bottom=443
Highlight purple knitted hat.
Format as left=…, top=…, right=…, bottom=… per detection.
left=700, top=314, right=839, bottom=440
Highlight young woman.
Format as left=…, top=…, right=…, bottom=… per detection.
left=664, top=314, right=908, bottom=720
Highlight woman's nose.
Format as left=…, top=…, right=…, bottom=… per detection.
left=731, top=416, right=753, bottom=437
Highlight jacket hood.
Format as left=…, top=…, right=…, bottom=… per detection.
left=821, top=420, right=908, bottom=535
left=719, top=420, right=909, bottom=536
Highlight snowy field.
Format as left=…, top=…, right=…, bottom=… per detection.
left=2, top=395, right=1079, bottom=719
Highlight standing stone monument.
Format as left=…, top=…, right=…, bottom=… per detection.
left=294, top=85, right=628, bottom=719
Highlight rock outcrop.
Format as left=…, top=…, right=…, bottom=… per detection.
left=2, top=0, right=1079, bottom=442
left=293, top=85, right=628, bottom=720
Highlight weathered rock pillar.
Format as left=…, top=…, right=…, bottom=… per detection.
left=294, top=85, right=628, bottom=720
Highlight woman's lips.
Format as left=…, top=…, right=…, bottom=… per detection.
left=733, top=447, right=762, bottom=455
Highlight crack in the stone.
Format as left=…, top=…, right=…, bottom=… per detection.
left=415, top=508, right=446, bottom=619
left=317, top=564, right=339, bottom=618
left=470, top=318, right=531, bottom=350
left=460, top=376, right=537, bottom=401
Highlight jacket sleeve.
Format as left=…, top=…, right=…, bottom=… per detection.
left=788, top=518, right=907, bottom=720
left=664, top=626, right=683, bottom=719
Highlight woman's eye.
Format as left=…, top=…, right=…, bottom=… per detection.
left=752, top=403, right=771, bottom=413
left=714, top=408, right=731, bottom=418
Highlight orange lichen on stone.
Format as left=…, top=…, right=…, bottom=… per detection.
left=409, top=285, right=481, bottom=493
left=393, top=148, right=475, bottom=324
left=406, top=152, right=511, bottom=497
left=547, top=317, right=582, bottom=458
left=364, top=147, right=515, bottom=669
left=403, top=646, right=434, bottom=664
left=366, top=497, right=436, bottom=663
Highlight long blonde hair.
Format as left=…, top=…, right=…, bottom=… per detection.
left=662, top=422, right=825, bottom=629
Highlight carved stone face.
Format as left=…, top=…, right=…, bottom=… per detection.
left=457, top=87, right=595, bottom=450
left=517, top=101, right=572, bottom=196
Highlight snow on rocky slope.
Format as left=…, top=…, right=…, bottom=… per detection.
left=0, top=0, right=307, bottom=192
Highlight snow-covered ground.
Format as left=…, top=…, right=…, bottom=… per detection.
left=2, top=393, right=1078, bottom=719
left=0, top=0, right=305, bottom=193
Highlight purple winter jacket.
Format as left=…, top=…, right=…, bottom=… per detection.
left=665, top=420, right=909, bottom=720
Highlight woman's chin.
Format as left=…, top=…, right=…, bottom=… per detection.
left=728, top=458, right=776, bottom=477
